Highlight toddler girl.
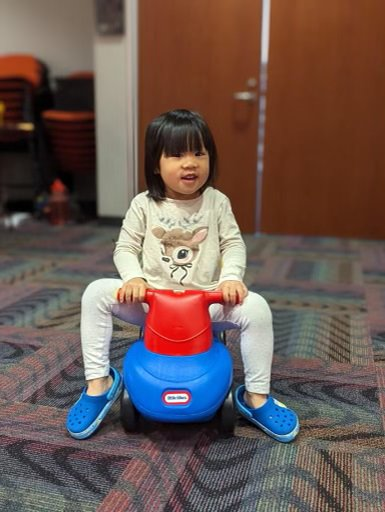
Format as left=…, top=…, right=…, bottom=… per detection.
left=66, top=109, right=299, bottom=442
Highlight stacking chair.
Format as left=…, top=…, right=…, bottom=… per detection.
left=54, top=71, right=94, bottom=112
left=42, top=110, right=96, bottom=218
left=42, top=111, right=95, bottom=173
left=0, top=54, right=51, bottom=213
left=0, top=78, right=34, bottom=143
left=0, top=54, right=48, bottom=142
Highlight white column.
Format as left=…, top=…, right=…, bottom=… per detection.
left=94, top=0, right=138, bottom=218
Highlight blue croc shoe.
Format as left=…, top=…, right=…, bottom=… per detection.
left=235, top=385, right=300, bottom=443
left=66, top=367, right=123, bottom=440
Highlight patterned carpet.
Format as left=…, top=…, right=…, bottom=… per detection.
left=1, top=220, right=385, bottom=511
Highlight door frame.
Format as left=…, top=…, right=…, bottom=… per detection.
left=256, top=0, right=271, bottom=233
left=125, top=0, right=139, bottom=198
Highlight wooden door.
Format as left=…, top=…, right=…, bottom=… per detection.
left=139, top=0, right=262, bottom=232
left=261, top=0, right=385, bottom=238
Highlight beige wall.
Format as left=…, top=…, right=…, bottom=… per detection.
left=94, top=1, right=137, bottom=218
left=94, top=25, right=137, bottom=218
left=0, top=0, right=94, bottom=79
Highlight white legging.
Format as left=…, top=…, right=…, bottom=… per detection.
left=81, top=278, right=274, bottom=394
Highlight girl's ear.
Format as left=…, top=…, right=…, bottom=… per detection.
left=154, top=168, right=160, bottom=174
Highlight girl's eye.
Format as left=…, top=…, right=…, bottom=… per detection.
left=167, top=150, right=206, bottom=158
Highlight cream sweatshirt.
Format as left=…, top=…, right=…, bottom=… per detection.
left=113, top=187, right=246, bottom=290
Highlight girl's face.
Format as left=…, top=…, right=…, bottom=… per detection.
left=158, top=147, right=210, bottom=200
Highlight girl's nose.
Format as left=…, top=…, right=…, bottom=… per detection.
left=181, top=155, right=198, bottom=168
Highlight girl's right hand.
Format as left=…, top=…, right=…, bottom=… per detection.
left=117, top=278, right=149, bottom=303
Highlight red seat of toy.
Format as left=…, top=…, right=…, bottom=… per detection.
left=144, top=290, right=223, bottom=356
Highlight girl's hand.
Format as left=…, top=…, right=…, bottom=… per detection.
left=118, top=278, right=149, bottom=303
left=216, top=280, right=248, bottom=305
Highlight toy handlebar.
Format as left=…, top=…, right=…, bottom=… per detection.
left=116, top=288, right=241, bottom=305
left=116, top=288, right=241, bottom=355
left=144, top=289, right=225, bottom=305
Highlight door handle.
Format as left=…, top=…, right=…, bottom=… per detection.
left=233, top=91, right=257, bottom=102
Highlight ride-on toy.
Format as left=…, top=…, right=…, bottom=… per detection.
left=120, top=289, right=235, bottom=434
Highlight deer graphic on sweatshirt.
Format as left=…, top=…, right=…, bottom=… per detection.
left=152, top=226, right=208, bottom=285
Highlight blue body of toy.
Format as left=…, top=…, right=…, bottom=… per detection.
left=120, top=289, right=235, bottom=432
left=123, top=337, right=232, bottom=423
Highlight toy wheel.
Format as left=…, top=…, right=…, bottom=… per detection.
left=120, top=388, right=139, bottom=432
left=217, top=389, right=235, bottom=436
left=215, top=331, right=227, bottom=344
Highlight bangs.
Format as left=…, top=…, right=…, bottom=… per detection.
left=161, top=123, right=206, bottom=156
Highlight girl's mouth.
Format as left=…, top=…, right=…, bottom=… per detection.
left=181, top=174, right=197, bottom=181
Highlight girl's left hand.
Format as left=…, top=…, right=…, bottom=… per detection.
left=216, top=280, right=248, bottom=305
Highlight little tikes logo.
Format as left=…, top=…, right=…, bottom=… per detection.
left=162, top=390, right=191, bottom=405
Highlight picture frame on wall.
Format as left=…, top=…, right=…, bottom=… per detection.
left=94, top=0, right=124, bottom=36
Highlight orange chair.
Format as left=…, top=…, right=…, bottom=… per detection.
left=0, top=54, right=47, bottom=130
left=67, top=71, right=94, bottom=80
left=42, top=110, right=96, bottom=174
left=42, top=110, right=96, bottom=218
left=0, top=55, right=41, bottom=143
left=0, top=54, right=51, bottom=212
left=0, top=79, right=35, bottom=142
left=0, top=54, right=42, bottom=87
